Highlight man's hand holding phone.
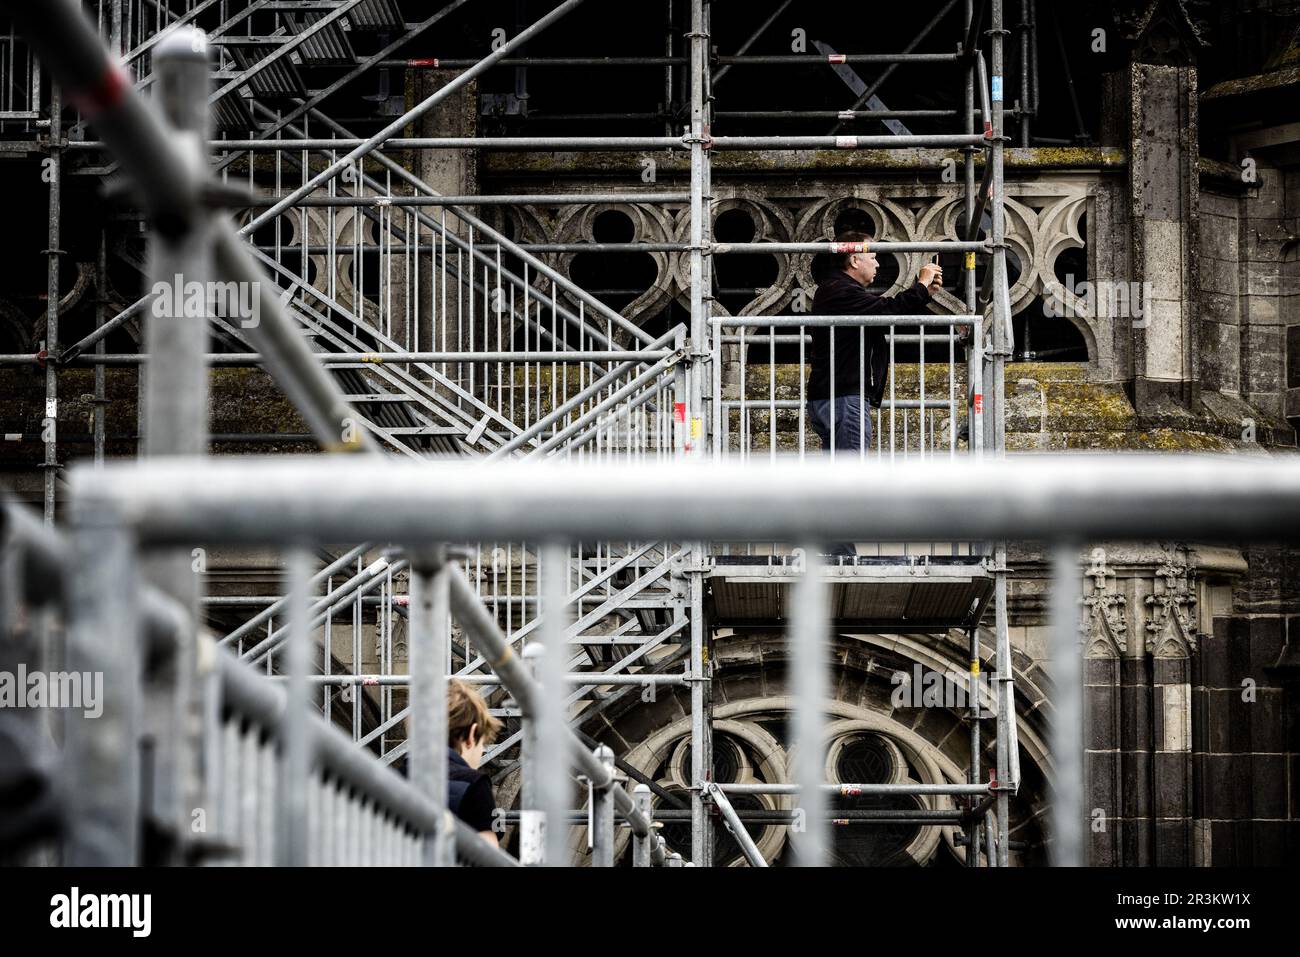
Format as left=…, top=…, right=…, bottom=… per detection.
left=919, top=259, right=944, bottom=293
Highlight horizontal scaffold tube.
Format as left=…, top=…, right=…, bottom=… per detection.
left=718, top=334, right=960, bottom=344
left=70, top=455, right=1300, bottom=547
left=381, top=52, right=959, bottom=68
left=713, top=241, right=987, bottom=254
left=3, top=350, right=672, bottom=367
left=265, top=673, right=690, bottom=687
left=720, top=399, right=950, bottom=410
left=713, top=315, right=978, bottom=327
left=499, top=809, right=966, bottom=822
left=715, top=110, right=964, bottom=120
left=72, top=134, right=990, bottom=152
left=715, top=53, right=961, bottom=64
left=248, top=243, right=689, bottom=254
left=718, top=782, right=993, bottom=795
left=243, top=194, right=691, bottom=207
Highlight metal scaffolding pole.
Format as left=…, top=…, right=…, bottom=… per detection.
left=964, top=0, right=983, bottom=868
left=79, top=455, right=1300, bottom=548
left=968, top=625, right=983, bottom=866
left=537, top=544, right=569, bottom=867
left=1049, top=543, right=1084, bottom=866
left=590, top=745, right=617, bottom=867
left=74, top=132, right=995, bottom=151
left=408, top=551, right=453, bottom=866
left=1019, top=0, right=1031, bottom=146
left=698, top=0, right=717, bottom=865
left=632, top=784, right=655, bottom=866
left=93, top=231, right=108, bottom=466
left=520, top=643, right=544, bottom=866
left=63, top=510, right=140, bottom=864
left=687, top=0, right=713, bottom=867
left=704, top=782, right=766, bottom=867
left=20, top=350, right=674, bottom=367
left=989, top=0, right=1016, bottom=868
left=791, top=547, right=829, bottom=867
left=243, top=193, right=692, bottom=208
left=664, top=0, right=675, bottom=135
left=717, top=108, right=965, bottom=121
left=42, top=84, right=61, bottom=526
left=719, top=782, right=992, bottom=796
left=138, top=27, right=215, bottom=862
left=285, top=673, right=691, bottom=688
left=275, top=548, right=312, bottom=867
left=716, top=240, right=986, bottom=254
left=388, top=55, right=690, bottom=69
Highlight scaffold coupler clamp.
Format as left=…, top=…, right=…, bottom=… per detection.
left=682, top=127, right=713, bottom=151
left=404, top=543, right=449, bottom=573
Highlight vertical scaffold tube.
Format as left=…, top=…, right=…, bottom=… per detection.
left=591, top=745, right=616, bottom=866
left=1050, top=544, right=1084, bottom=866
left=409, top=553, right=451, bottom=865
left=791, top=547, right=828, bottom=866
left=990, top=0, right=1015, bottom=868
left=142, top=26, right=215, bottom=861
left=687, top=0, right=714, bottom=867
left=277, top=548, right=312, bottom=866
left=538, top=544, right=570, bottom=866
left=632, top=784, right=655, bottom=866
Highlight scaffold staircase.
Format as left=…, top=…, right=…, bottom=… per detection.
left=0, top=0, right=1023, bottom=868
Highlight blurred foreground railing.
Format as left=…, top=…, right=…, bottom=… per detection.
left=52, top=453, right=1300, bottom=867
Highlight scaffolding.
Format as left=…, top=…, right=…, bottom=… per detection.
left=0, top=0, right=1064, bottom=867
left=8, top=453, right=1300, bottom=869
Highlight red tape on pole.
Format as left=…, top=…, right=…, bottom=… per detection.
left=71, top=65, right=127, bottom=117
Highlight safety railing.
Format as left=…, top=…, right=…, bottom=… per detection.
left=61, top=452, right=1300, bottom=869
left=0, top=19, right=40, bottom=123
left=0, top=498, right=519, bottom=867
left=213, top=538, right=687, bottom=774
left=55, top=127, right=682, bottom=458
left=712, top=313, right=983, bottom=463
left=2, top=0, right=1027, bottom=869
left=708, top=312, right=985, bottom=562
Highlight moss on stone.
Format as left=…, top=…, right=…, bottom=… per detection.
left=484, top=147, right=1126, bottom=178
left=1202, top=65, right=1300, bottom=99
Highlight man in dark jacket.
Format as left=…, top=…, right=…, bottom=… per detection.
left=808, top=230, right=943, bottom=456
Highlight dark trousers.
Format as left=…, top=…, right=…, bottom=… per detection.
left=807, top=395, right=872, bottom=558
left=808, top=394, right=873, bottom=455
